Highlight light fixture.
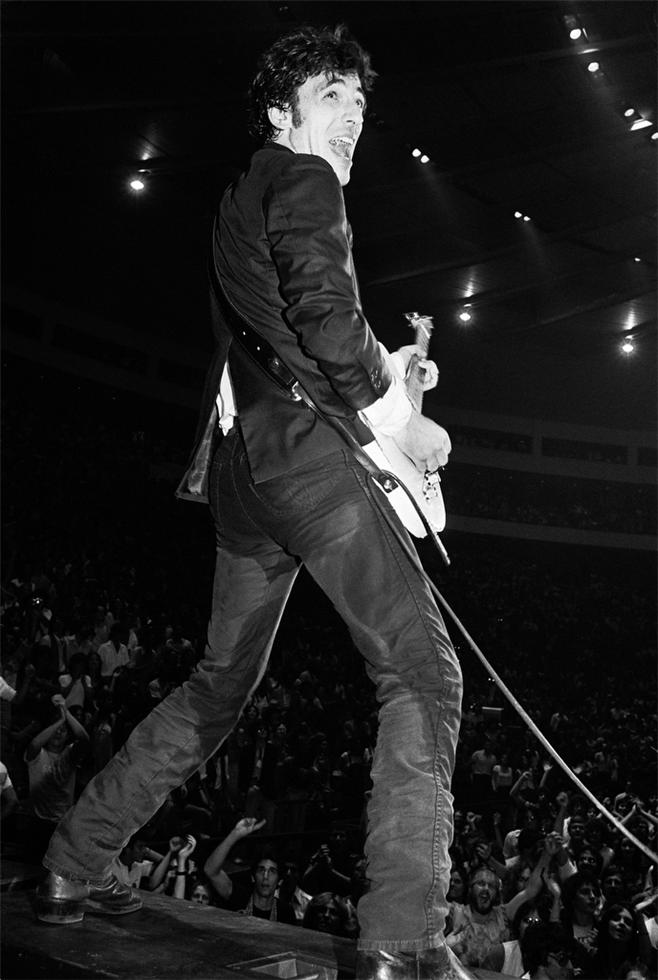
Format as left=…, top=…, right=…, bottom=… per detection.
left=634, top=257, right=642, bottom=263
left=630, top=118, right=652, bottom=131
left=129, top=178, right=145, bottom=191
left=587, top=61, right=600, bottom=73
left=651, top=132, right=658, bottom=141
left=563, top=14, right=586, bottom=41
left=411, top=148, right=421, bottom=158
left=621, top=338, right=635, bottom=354
left=420, top=154, right=430, bottom=164
left=623, top=107, right=636, bottom=118
left=458, top=309, right=472, bottom=323
left=514, top=211, right=523, bottom=219
left=522, top=215, right=531, bottom=222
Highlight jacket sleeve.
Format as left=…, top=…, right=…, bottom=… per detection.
left=264, top=153, right=402, bottom=415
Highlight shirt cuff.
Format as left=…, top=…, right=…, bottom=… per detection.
left=359, top=374, right=412, bottom=436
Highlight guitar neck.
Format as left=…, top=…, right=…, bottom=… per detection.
left=404, top=314, right=433, bottom=413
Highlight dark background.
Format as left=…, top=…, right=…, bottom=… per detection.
left=3, top=0, right=656, bottom=431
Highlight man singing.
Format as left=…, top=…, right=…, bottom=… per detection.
left=37, top=24, right=468, bottom=979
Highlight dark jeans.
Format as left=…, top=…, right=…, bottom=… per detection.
left=44, top=428, right=462, bottom=952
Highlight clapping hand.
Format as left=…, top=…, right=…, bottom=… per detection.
left=51, top=693, right=66, bottom=713
left=178, top=835, right=197, bottom=860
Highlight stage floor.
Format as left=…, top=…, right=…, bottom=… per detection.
left=1, top=861, right=510, bottom=980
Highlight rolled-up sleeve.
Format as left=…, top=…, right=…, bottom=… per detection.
left=265, top=154, right=395, bottom=413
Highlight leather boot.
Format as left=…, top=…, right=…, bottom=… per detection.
left=355, top=944, right=478, bottom=980
left=35, top=872, right=143, bottom=924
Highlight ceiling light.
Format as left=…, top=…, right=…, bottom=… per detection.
left=514, top=211, right=523, bottom=219
left=411, top=148, right=421, bottom=158
left=420, top=154, right=430, bottom=164
left=634, top=257, right=642, bottom=263
left=458, top=310, right=472, bottom=323
left=623, top=107, right=636, bottom=118
left=630, top=118, right=652, bottom=131
left=129, top=178, right=145, bottom=191
left=587, top=61, right=600, bottom=73
left=563, top=14, right=586, bottom=41
left=621, top=338, right=635, bottom=354
left=652, top=132, right=658, bottom=141
left=522, top=215, right=531, bottom=222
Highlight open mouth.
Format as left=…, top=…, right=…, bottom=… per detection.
left=329, top=136, right=354, bottom=159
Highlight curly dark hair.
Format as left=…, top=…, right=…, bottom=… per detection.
left=248, top=24, right=377, bottom=142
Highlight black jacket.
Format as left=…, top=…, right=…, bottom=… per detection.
left=177, top=142, right=394, bottom=502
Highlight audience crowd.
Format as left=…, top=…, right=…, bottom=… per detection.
left=1, top=391, right=656, bottom=977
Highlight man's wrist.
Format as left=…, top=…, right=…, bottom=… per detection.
left=359, top=376, right=412, bottom=436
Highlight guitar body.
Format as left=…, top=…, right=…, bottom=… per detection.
left=364, top=311, right=447, bottom=539
left=363, top=436, right=446, bottom=536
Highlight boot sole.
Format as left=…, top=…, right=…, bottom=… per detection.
left=85, top=897, right=143, bottom=916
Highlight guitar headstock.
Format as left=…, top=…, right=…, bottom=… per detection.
left=404, top=311, right=434, bottom=354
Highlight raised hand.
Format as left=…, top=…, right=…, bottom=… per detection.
left=178, top=835, right=197, bottom=860
left=233, top=817, right=266, bottom=838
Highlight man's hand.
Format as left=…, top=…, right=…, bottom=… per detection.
left=51, top=693, right=66, bottom=715
left=393, top=412, right=451, bottom=474
left=178, top=835, right=197, bottom=861
left=544, top=831, right=564, bottom=857
left=394, top=345, right=439, bottom=391
left=311, top=844, right=332, bottom=866
left=233, top=817, right=266, bottom=838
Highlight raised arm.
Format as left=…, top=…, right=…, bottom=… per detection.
left=204, top=817, right=265, bottom=901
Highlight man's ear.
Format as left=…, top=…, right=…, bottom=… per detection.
left=267, top=105, right=292, bottom=134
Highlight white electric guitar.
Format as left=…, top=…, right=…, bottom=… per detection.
left=363, top=312, right=447, bottom=538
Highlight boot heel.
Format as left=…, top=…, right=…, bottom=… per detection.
left=35, top=896, right=85, bottom=924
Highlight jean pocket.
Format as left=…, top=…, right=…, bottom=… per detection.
left=249, top=451, right=348, bottom=518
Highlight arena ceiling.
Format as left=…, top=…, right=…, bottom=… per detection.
left=3, top=1, right=657, bottom=430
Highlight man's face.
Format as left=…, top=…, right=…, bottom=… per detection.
left=470, top=871, right=497, bottom=913
left=607, top=906, right=634, bottom=943
left=577, top=849, right=598, bottom=873
left=191, top=884, right=211, bottom=905
left=46, top=724, right=68, bottom=752
left=602, top=873, right=624, bottom=901
left=253, top=859, right=279, bottom=899
left=313, top=898, right=341, bottom=934
left=273, top=72, right=365, bottom=185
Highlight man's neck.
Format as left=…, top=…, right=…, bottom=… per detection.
left=252, top=893, right=274, bottom=911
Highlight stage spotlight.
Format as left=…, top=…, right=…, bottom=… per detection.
left=621, top=338, right=635, bottom=354
left=412, top=148, right=421, bottom=158
left=458, top=309, right=472, bottom=323
left=652, top=132, right=658, bottom=141
left=587, top=61, right=600, bottom=73
left=129, top=178, right=145, bottom=191
left=420, top=154, right=430, bottom=164
left=522, top=215, right=531, bottom=222
left=514, top=211, right=523, bottom=219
